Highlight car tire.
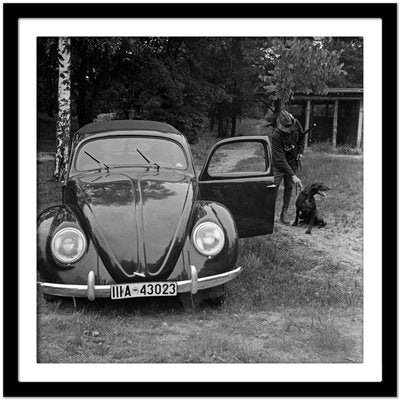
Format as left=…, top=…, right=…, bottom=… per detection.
left=205, top=285, right=226, bottom=307
left=206, top=294, right=225, bottom=307
left=179, top=292, right=203, bottom=310
left=179, top=285, right=226, bottom=310
left=42, top=293, right=59, bottom=302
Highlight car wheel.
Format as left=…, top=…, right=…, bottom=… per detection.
left=179, top=292, right=203, bottom=310
left=206, top=294, right=225, bottom=307
left=42, top=293, right=60, bottom=302
left=205, top=285, right=226, bottom=307
left=179, top=285, right=226, bottom=310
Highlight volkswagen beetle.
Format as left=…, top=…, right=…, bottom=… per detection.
left=37, top=120, right=276, bottom=304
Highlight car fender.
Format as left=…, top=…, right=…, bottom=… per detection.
left=182, top=200, right=239, bottom=279
left=37, top=205, right=113, bottom=285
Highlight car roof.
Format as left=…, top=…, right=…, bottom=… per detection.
left=73, top=120, right=181, bottom=143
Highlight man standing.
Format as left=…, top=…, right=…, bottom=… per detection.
left=271, top=110, right=306, bottom=225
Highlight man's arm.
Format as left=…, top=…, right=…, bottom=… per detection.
left=271, top=134, right=295, bottom=177
left=272, top=132, right=303, bottom=190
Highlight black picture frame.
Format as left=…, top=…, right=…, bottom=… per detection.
left=3, top=2, right=396, bottom=397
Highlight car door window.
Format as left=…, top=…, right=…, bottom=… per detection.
left=207, top=141, right=268, bottom=177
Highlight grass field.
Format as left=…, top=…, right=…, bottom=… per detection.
left=37, top=119, right=363, bottom=363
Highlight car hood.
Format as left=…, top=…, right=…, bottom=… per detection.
left=69, top=169, right=197, bottom=281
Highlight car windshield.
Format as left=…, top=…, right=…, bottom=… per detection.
left=75, top=136, right=187, bottom=171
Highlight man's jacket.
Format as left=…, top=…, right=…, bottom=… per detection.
left=271, top=119, right=306, bottom=177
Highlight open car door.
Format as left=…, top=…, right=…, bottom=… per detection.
left=198, top=136, right=276, bottom=238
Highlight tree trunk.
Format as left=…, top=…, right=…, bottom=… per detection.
left=54, top=37, right=71, bottom=181
left=210, top=107, right=216, bottom=131
left=230, top=98, right=237, bottom=137
left=224, top=116, right=230, bottom=136
left=217, top=103, right=225, bottom=137
left=273, top=99, right=282, bottom=113
left=74, top=46, right=95, bottom=127
left=76, top=95, right=95, bottom=127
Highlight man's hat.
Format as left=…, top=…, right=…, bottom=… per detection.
left=276, top=110, right=294, bottom=133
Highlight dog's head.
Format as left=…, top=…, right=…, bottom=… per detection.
left=304, top=182, right=330, bottom=198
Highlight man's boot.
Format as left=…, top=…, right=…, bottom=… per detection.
left=279, top=207, right=290, bottom=225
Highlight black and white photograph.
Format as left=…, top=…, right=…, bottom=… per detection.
left=4, top=2, right=396, bottom=397
left=36, top=35, right=365, bottom=364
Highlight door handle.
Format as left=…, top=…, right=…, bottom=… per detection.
left=266, top=184, right=276, bottom=188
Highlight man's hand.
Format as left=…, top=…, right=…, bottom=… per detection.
left=296, top=154, right=303, bottom=161
left=292, top=175, right=303, bottom=190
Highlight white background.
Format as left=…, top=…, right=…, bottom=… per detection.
left=17, top=17, right=382, bottom=383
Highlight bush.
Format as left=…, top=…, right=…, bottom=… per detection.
left=140, top=107, right=208, bottom=144
left=309, top=141, right=362, bottom=156
left=336, top=144, right=363, bottom=156
left=309, top=141, right=334, bottom=154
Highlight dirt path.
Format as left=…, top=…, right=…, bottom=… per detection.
left=207, top=142, right=260, bottom=174
left=286, top=227, right=361, bottom=267
left=273, top=221, right=362, bottom=284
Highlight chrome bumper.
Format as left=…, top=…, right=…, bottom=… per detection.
left=37, top=266, right=242, bottom=301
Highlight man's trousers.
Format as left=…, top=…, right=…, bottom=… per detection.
left=274, top=167, right=298, bottom=210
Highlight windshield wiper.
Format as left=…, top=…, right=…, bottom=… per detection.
left=136, top=148, right=160, bottom=171
left=84, top=151, right=110, bottom=172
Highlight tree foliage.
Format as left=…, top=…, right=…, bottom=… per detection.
left=38, top=36, right=362, bottom=143
left=71, top=37, right=123, bottom=126
left=321, top=37, right=363, bottom=87
left=260, top=38, right=347, bottom=105
left=37, top=37, right=58, bottom=116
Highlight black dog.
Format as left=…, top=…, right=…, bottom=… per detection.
left=292, top=182, right=330, bottom=234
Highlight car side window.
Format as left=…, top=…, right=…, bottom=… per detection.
left=207, top=141, right=268, bottom=177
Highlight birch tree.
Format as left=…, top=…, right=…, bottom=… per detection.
left=54, top=37, right=71, bottom=180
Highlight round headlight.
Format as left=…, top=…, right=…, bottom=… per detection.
left=192, top=222, right=225, bottom=256
left=51, top=227, right=87, bottom=264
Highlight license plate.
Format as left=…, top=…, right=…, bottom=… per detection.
left=111, top=282, right=177, bottom=300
